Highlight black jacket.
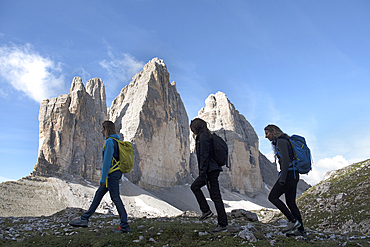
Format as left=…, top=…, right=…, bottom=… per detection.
left=195, top=132, right=222, bottom=178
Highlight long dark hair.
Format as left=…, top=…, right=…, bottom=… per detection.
left=264, top=124, right=290, bottom=157
left=190, top=118, right=212, bottom=138
left=264, top=124, right=286, bottom=140
left=102, top=120, right=117, bottom=138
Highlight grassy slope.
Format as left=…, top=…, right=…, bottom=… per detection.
left=297, top=159, right=370, bottom=234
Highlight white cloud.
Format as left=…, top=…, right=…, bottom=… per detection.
left=302, top=155, right=350, bottom=186
left=0, top=43, right=65, bottom=103
left=0, top=176, right=15, bottom=183
left=99, top=49, right=144, bottom=85
left=315, top=155, right=350, bottom=170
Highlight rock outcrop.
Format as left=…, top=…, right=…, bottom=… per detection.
left=108, top=58, right=191, bottom=190
left=190, top=92, right=264, bottom=194
left=298, top=159, right=370, bottom=235
left=33, top=77, right=107, bottom=183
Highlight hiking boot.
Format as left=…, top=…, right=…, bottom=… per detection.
left=69, top=219, right=88, bottom=227
left=287, top=229, right=307, bottom=238
left=199, top=211, right=214, bottom=221
left=209, top=225, right=227, bottom=233
left=282, top=220, right=301, bottom=233
left=113, top=225, right=131, bottom=233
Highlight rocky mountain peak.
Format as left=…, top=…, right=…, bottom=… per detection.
left=191, top=92, right=263, bottom=194
left=32, top=58, right=278, bottom=195
left=32, top=77, right=107, bottom=182
left=108, top=57, right=191, bottom=190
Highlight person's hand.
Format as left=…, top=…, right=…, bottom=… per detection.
left=100, top=182, right=105, bottom=187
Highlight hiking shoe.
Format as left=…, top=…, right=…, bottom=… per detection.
left=209, top=225, right=227, bottom=233
left=113, top=226, right=131, bottom=233
left=199, top=211, right=214, bottom=221
left=282, top=220, right=301, bottom=233
left=69, top=219, right=88, bottom=227
left=287, top=229, right=307, bottom=238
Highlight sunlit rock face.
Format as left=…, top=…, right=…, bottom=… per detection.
left=190, top=92, right=264, bottom=194
left=33, top=77, right=107, bottom=183
left=108, top=58, right=191, bottom=190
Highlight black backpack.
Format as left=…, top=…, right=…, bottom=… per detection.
left=212, top=133, right=229, bottom=167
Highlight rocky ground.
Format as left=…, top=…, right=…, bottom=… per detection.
left=2, top=159, right=370, bottom=246
left=1, top=207, right=369, bottom=246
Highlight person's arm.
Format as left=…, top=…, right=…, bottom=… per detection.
left=277, top=138, right=290, bottom=185
left=198, top=133, right=211, bottom=178
left=100, top=138, right=115, bottom=185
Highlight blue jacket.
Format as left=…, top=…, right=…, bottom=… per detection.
left=100, top=134, right=120, bottom=184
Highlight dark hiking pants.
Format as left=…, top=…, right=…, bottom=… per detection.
left=191, top=170, right=228, bottom=227
left=268, top=170, right=304, bottom=231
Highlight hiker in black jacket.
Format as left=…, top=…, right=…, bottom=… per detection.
left=264, top=124, right=306, bottom=237
left=190, top=118, right=228, bottom=233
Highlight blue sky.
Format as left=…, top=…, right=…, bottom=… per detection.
left=0, top=0, right=369, bottom=186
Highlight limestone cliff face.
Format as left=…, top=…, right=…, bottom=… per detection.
left=108, top=58, right=191, bottom=190
left=33, top=77, right=107, bottom=182
left=190, top=92, right=264, bottom=194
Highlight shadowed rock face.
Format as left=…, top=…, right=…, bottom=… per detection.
left=33, top=77, right=107, bottom=183
left=259, top=152, right=278, bottom=187
left=108, top=58, right=191, bottom=190
left=190, top=92, right=264, bottom=194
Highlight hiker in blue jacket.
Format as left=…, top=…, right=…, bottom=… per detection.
left=264, top=124, right=306, bottom=237
left=69, top=120, right=130, bottom=233
left=190, top=118, right=228, bottom=233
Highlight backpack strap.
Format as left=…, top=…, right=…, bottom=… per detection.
left=287, top=139, right=298, bottom=179
left=277, top=136, right=298, bottom=179
left=107, top=137, right=121, bottom=174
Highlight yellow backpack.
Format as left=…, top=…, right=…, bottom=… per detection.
left=107, top=137, right=135, bottom=174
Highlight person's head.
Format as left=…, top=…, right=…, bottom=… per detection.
left=102, top=121, right=117, bottom=138
left=190, top=118, right=210, bottom=136
left=264, top=124, right=284, bottom=142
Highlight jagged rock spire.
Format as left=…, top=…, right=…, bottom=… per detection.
left=108, top=58, right=191, bottom=189
left=191, top=92, right=264, bottom=194
left=33, top=77, right=107, bottom=182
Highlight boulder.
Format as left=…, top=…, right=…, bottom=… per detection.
left=230, top=209, right=259, bottom=222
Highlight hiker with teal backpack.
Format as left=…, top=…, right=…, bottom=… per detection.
left=264, top=124, right=310, bottom=237
left=190, top=118, right=228, bottom=233
left=69, top=121, right=131, bottom=233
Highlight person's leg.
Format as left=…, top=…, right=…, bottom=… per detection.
left=285, top=171, right=304, bottom=232
left=207, top=170, right=228, bottom=227
left=268, top=179, right=295, bottom=222
left=190, top=176, right=210, bottom=213
left=81, top=184, right=108, bottom=221
left=108, top=170, right=129, bottom=229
